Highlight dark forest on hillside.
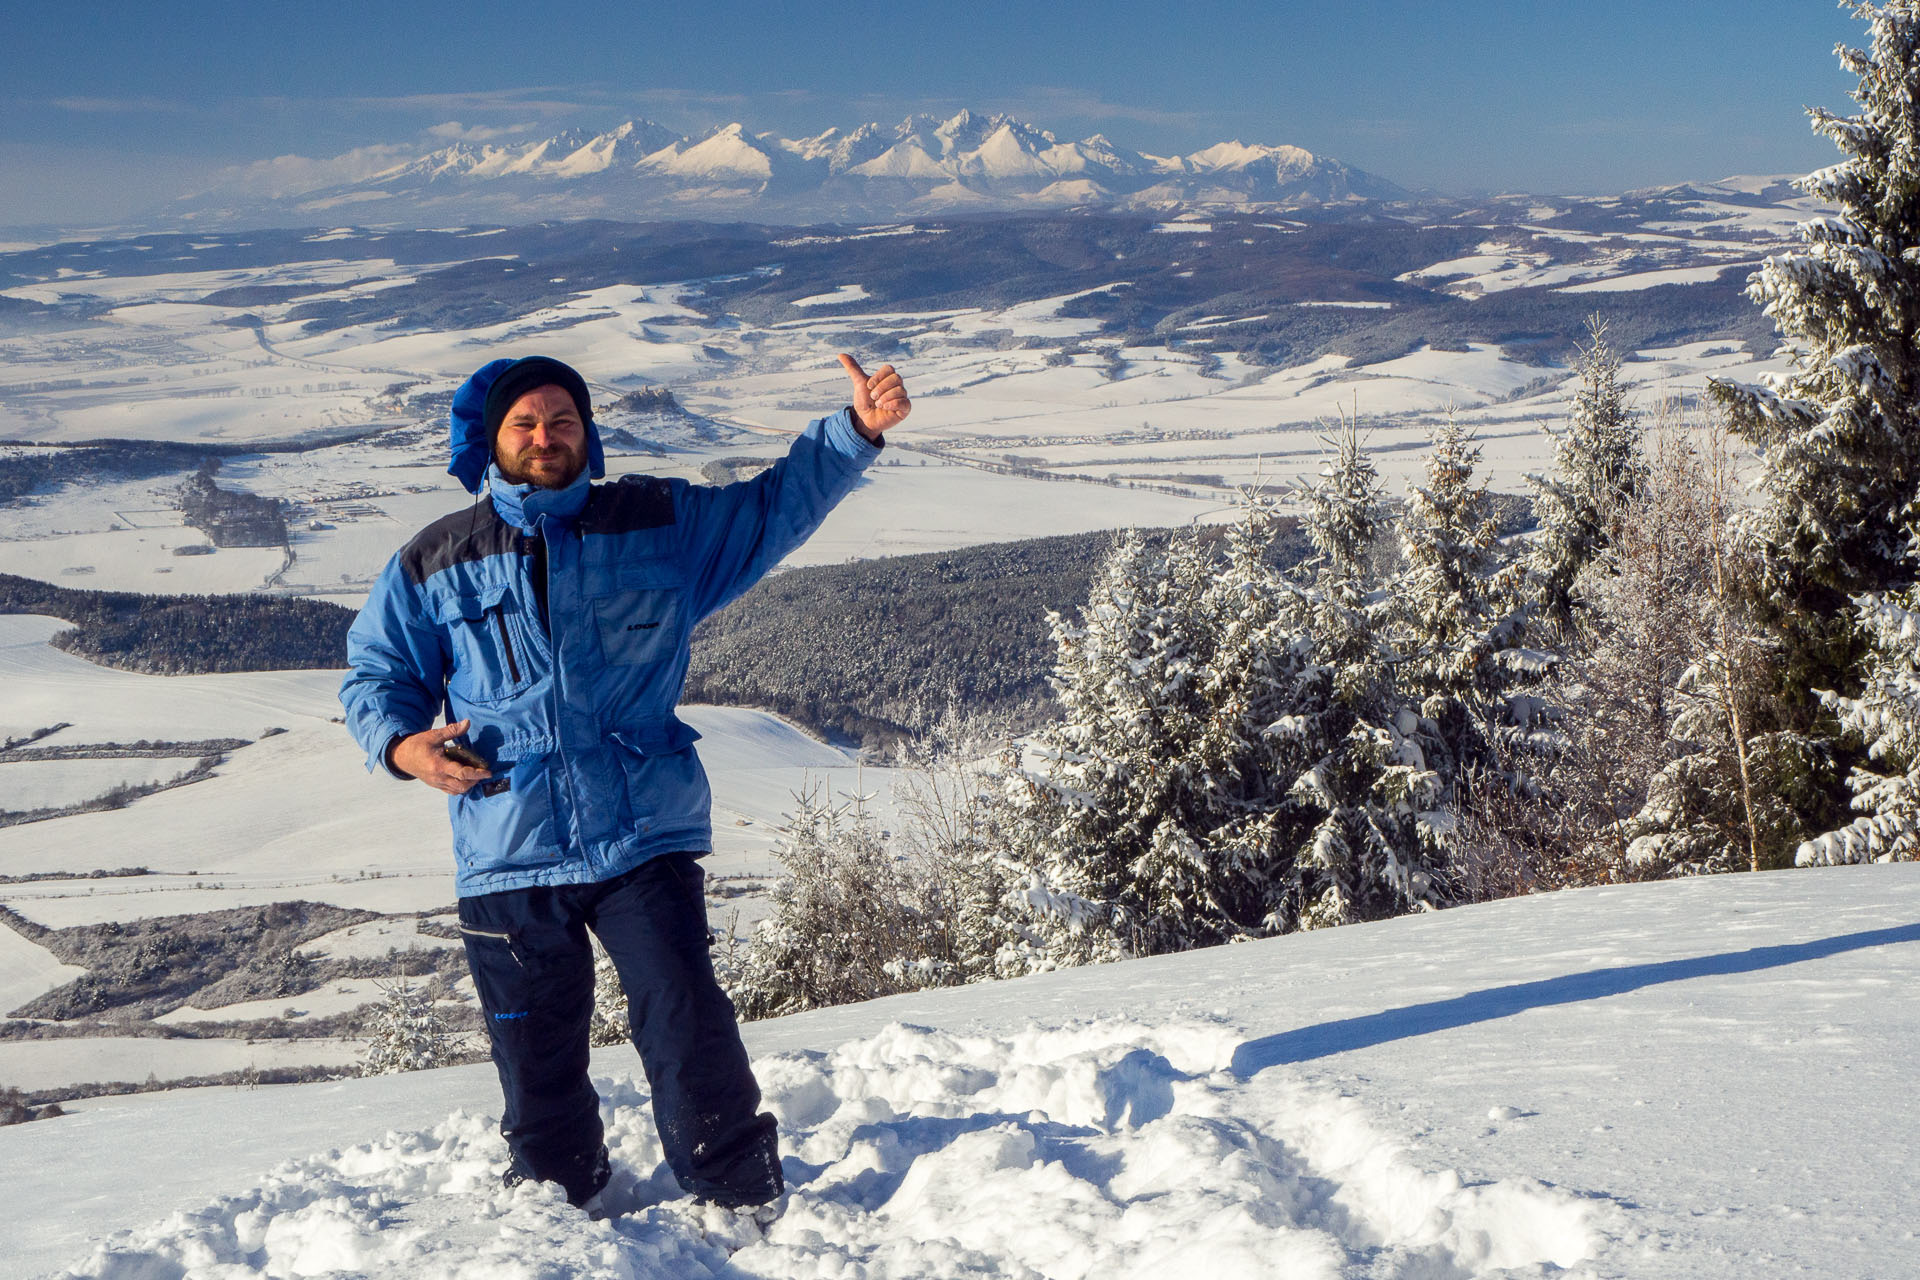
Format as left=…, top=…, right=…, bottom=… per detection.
left=0, top=576, right=354, bottom=674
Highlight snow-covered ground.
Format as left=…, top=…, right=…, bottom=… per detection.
left=0, top=1036, right=367, bottom=1096
left=3, top=864, right=1913, bottom=1279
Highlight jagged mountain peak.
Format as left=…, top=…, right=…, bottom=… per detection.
left=1187, top=140, right=1319, bottom=173
left=176, top=109, right=1406, bottom=225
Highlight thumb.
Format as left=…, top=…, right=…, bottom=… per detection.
left=837, top=352, right=867, bottom=384
left=426, top=720, right=470, bottom=743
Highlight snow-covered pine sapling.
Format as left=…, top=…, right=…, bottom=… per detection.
left=1798, top=577, right=1920, bottom=865
left=360, top=975, right=453, bottom=1076
left=998, top=499, right=1321, bottom=958
left=1526, top=316, right=1645, bottom=642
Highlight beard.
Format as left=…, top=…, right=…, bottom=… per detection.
left=496, top=440, right=587, bottom=489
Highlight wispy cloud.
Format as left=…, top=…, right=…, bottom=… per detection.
left=48, top=95, right=198, bottom=114
left=753, top=85, right=1204, bottom=134
left=424, top=121, right=536, bottom=142
left=52, top=82, right=1203, bottom=152
left=202, top=142, right=422, bottom=199
left=339, top=87, right=601, bottom=118
left=621, top=88, right=752, bottom=112
left=994, top=87, right=1205, bottom=131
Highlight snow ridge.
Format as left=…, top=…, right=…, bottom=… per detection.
left=57, top=1019, right=1595, bottom=1280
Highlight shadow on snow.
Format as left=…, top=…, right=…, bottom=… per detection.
left=1231, top=921, right=1920, bottom=1077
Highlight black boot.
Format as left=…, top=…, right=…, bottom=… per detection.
left=502, top=1142, right=610, bottom=1208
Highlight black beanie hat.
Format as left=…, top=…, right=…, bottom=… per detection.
left=482, top=356, right=593, bottom=444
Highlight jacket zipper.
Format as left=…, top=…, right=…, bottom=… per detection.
left=492, top=610, right=522, bottom=684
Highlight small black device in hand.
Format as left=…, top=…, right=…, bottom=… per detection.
left=441, top=741, right=488, bottom=770
left=442, top=740, right=509, bottom=794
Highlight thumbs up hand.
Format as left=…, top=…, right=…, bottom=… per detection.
left=837, top=353, right=911, bottom=439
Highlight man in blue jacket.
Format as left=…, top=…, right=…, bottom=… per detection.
left=340, top=352, right=908, bottom=1215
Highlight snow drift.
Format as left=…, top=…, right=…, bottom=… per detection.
left=56, top=1020, right=1592, bottom=1279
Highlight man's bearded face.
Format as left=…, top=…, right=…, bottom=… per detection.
left=495, top=385, right=588, bottom=489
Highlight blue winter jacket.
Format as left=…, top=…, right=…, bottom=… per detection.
left=340, top=408, right=880, bottom=896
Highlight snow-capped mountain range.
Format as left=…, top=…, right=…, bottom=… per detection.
left=179, top=110, right=1404, bottom=226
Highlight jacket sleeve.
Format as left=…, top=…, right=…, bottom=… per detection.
left=675, top=406, right=881, bottom=621
left=339, top=554, right=448, bottom=777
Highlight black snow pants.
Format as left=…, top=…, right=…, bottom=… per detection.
left=456, top=851, right=781, bottom=1207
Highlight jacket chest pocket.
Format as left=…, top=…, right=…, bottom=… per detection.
left=436, top=584, right=537, bottom=702
left=590, top=562, right=683, bottom=668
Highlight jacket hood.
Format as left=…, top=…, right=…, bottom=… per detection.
left=449, top=357, right=606, bottom=495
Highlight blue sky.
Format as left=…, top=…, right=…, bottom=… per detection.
left=0, top=0, right=1868, bottom=227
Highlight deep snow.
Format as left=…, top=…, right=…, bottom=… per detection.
left=5, top=864, right=1915, bottom=1279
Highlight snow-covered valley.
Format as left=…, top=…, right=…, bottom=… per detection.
left=0, top=192, right=1806, bottom=604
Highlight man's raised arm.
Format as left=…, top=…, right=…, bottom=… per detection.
left=672, top=353, right=909, bottom=621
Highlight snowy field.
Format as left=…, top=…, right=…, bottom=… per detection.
left=2, top=864, right=1912, bottom=1279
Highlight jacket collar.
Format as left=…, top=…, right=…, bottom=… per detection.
left=487, top=462, right=591, bottom=532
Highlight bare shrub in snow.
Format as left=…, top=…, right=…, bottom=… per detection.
left=1475, top=414, right=1779, bottom=883
left=0, top=1085, right=62, bottom=1126
left=723, top=705, right=1024, bottom=1020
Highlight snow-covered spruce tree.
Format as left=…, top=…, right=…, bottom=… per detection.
left=1396, top=415, right=1531, bottom=779
left=1287, top=423, right=1448, bottom=928
left=1799, top=576, right=1920, bottom=863
left=1396, top=416, right=1556, bottom=900
left=998, top=505, right=1315, bottom=963
left=1709, top=3, right=1920, bottom=845
left=1527, top=318, right=1646, bottom=640
left=1143, top=492, right=1318, bottom=941
left=361, top=975, right=453, bottom=1076
left=1718, top=3, right=1920, bottom=618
